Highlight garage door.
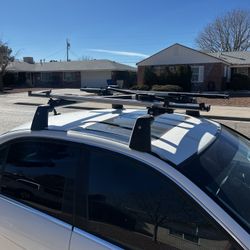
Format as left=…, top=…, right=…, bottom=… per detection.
left=81, top=71, right=112, bottom=88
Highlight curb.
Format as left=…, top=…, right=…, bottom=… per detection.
left=203, top=115, right=250, bottom=122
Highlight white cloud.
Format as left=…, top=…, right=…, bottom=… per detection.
left=88, top=49, right=149, bottom=58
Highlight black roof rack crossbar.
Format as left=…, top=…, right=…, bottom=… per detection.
left=28, top=90, right=211, bottom=113
left=107, top=87, right=229, bottom=99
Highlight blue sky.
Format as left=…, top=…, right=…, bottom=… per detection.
left=1, top=0, right=249, bottom=66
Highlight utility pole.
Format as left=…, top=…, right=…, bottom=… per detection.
left=66, top=39, right=70, bottom=61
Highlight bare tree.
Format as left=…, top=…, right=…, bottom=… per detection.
left=0, top=41, right=15, bottom=92
left=196, top=9, right=250, bottom=52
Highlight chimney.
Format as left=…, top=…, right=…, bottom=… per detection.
left=23, top=57, right=34, bottom=64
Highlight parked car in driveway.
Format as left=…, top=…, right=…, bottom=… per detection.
left=0, top=89, right=249, bottom=249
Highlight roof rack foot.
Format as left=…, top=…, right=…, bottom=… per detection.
left=129, top=115, right=153, bottom=152
left=186, top=110, right=200, bottom=117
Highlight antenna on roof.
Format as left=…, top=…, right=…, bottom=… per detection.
left=66, top=39, right=70, bottom=62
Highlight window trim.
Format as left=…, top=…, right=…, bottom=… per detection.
left=191, top=65, right=204, bottom=83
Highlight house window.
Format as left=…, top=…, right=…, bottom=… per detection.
left=169, top=66, right=176, bottom=73
left=26, top=72, right=31, bottom=80
left=63, top=72, right=78, bottom=81
left=153, top=66, right=167, bottom=76
left=224, top=66, right=228, bottom=78
left=236, top=67, right=248, bottom=76
left=41, top=72, right=53, bottom=82
left=152, top=66, right=161, bottom=76
left=191, top=66, right=204, bottom=83
left=191, top=67, right=199, bottom=82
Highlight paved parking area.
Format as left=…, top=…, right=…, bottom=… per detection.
left=214, top=119, right=250, bottom=137
left=0, top=89, right=84, bottom=133
left=0, top=89, right=249, bottom=137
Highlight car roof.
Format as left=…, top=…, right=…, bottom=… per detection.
left=14, top=108, right=220, bottom=165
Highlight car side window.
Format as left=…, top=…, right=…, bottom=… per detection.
left=0, top=146, right=7, bottom=173
left=0, top=139, right=81, bottom=224
left=75, top=148, right=241, bottom=250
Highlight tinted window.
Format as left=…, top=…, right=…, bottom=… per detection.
left=76, top=148, right=240, bottom=250
left=0, top=147, right=7, bottom=172
left=180, top=127, right=250, bottom=233
left=1, top=139, right=81, bottom=223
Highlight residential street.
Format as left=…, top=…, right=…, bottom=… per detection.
left=0, top=89, right=249, bottom=137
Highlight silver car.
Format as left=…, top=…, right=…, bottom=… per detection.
left=0, top=90, right=249, bottom=249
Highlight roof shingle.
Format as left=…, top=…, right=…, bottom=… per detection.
left=207, top=51, right=250, bottom=66
left=7, top=59, right=136, bottom=72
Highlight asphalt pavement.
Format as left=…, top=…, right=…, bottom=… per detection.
left=0, top=88, right=249, bottom=137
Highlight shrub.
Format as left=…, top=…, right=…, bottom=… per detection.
left=229, top=74, right=250, bottom=90
left=143, top=65, right=192, bottom=91
left=176, top=65, right=192, bottom=91
left=126, top=72, right=137, bottom=88
left=130, top=84, right=151, bottom=90
left=3, top=73, right=17, bottom=86
left=143, top=67, right=158, bottom=87
left=151, top=84, right=183, bottom=92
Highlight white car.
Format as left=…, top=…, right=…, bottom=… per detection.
left=0, top=90, right=249, bottom=250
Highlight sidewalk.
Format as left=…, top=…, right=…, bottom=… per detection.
left=201, top=105, right=250, bottom=121
left=1, top=88, right=250, bottom=122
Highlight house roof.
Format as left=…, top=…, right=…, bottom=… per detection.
left=7, top=59, right=136, bottom=72
left=137, top=43, right=230, bottom=66
left=209, top=51, right=250, bottom=66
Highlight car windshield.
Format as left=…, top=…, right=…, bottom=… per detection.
left=180, top=127, right=250, bottom=232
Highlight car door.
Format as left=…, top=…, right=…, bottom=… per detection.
left=70, top=145, right=243, bottom=250
left=0, top=138, right=81, bottom=250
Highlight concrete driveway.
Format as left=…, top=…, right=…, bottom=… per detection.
left=0, top=89, right=249, bottom=137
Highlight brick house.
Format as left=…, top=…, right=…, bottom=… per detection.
left=209, top=51, right=250, bottom=79
left=6, top=58, right=136, bottom=88
left=137, top=43, right=250, bottom=91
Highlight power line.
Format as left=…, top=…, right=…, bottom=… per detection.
left=45, top=48, right=64, bottom=59
left=69, top=49, right=79, bottom=59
